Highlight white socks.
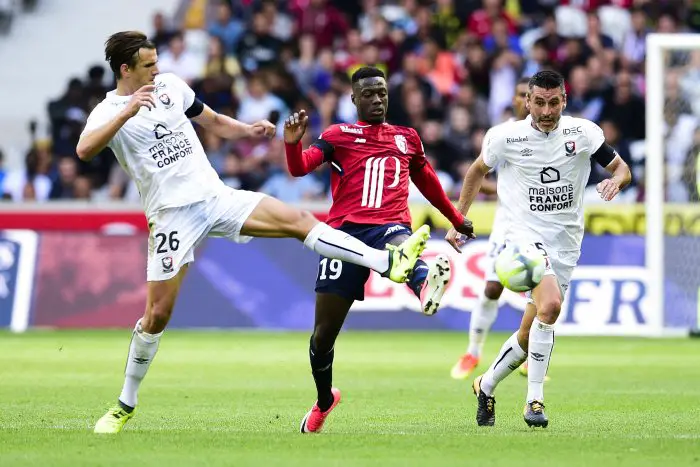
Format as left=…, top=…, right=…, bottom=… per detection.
left=527, top=318, right=554, bottom=403
left=467, top=294, right=499, bottom=357
left=480, top=331, right=527, bottom=396
left=118, top=319, right=162, bottom=409
left=303, top=222, right=389, bottom=273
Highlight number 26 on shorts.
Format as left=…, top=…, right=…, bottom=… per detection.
left=155, top=231, right=180, bottom=253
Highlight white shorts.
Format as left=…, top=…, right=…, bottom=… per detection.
left=146, top=188, right=265, bottom=281
left=523, top=243, right=580, bottom=304
left=484, top=236, right=506, bottom=283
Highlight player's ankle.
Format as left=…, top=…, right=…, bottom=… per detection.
left=317, top=392, right=334, bottom=412
left=118, top=399, right=135, bottom=413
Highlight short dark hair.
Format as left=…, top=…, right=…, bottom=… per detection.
left=529, top=70, right=565, bottom=94
left=351, top=66, right=385, bottom=84
left=105, top=31, right=156, bottom=80
left=518, top=76, right=531, bottom=86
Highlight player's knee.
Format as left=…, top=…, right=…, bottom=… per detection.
left=484, top=281, right=504, bottom=300
left=312, top=326, right=338, bottom=354
left=286, top=209, right=317, bottom=239
left=537, top=297, right=562, bottom=324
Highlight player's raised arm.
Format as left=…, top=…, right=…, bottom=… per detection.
left=445, top=154, right=491, bottom=252
left=283, top=110, right=326, bottom=177
left=191, top=104, right=275, bottom=140
left=77, top=84, right=156, bottom=161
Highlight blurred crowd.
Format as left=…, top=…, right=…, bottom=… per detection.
left=3, top=0, right=700, bottom=204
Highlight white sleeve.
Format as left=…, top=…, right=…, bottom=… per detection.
left=163, top=73, right=196, bottom=111
left=582, top=119, right=606, bottom=153
left=81, top=103, right=116, bottom=136
left=481, top=127, right=502, bottom=169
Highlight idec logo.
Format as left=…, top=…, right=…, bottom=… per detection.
left=354, top=239, right=528, bottom=312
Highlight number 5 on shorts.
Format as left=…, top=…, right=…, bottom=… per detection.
left=155, top=231, right=180, bottom=253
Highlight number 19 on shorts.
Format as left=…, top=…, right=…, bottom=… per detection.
left=319, top=258, right=342, bottom=280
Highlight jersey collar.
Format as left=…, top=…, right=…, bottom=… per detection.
left=355, top=120, right=386, bottom=128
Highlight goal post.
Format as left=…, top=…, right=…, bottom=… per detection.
left=645, top=33, right=700, bottom=337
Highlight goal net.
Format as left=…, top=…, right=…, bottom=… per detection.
left=646, top=33, right=700, bottom=336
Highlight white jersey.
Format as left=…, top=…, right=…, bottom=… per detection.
left=82, top=73, right=225, bottom=218
left=482, top=115, right=605, bottom=251
left=487, top=118, right=516, bottom=244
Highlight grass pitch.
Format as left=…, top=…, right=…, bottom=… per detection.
left=0, top=330, right=699, bottom=466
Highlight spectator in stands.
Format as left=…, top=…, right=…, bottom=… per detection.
left=49, top=157, right=80, bottom=199
left=236, top=11, right=284, bottom=72
left=566, top=65, right=604, bottom=122
left=291, top=0, right=349, bottom=49
left=260, top=0, right=294, bottom=42
left=451, top=81, right=490, bottom=130
left=483, top=16, right=522, bottom=57
left=150, top=11, right=177, bottom=52
left=207, top=1, right=244, bottom=54
left=2, top=143, right=53, bottom=202
left=157, top=32, right=202, bottom=85
left=622, top=7, right=650, bottom=73
left=468, top=0, right=517, bottom=40
left=236, top=73, right=288, bottom=135
left=600, top=70, right=646, bottom=140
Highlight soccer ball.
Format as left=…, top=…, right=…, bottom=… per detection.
left=495, top=243, right=546, bottom=292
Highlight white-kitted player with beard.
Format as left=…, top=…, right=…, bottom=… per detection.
left=446, top=70, right=631, bottom=428
left=80, top=31, right=431, bottom=434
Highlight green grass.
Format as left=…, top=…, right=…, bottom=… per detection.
left=1, top=330, right=699, bottom=466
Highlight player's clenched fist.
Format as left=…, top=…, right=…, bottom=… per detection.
left=249, top=119, right=276, bottom=138
left=122, top=85, right=156, bottom=118
left=284, top=110, right=309, bottom=144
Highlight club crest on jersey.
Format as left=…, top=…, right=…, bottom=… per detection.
left=162, top=256, right=174, bottom=273
left=158, top=93, right=174, bottom=109
left=394, top=135, right=407, bottom=154
left=565, top=141, right=576, bottom=156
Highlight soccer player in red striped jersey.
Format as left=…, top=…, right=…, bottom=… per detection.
left=284, top=66, right=475, bottom=433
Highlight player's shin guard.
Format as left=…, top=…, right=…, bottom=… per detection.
left=304, top=223, right=388, bottom=273
left=407, top=259, right=429, bottom=297
left=480, top=332, right=526, bottom=396
left=467, top=294, right=499, bottom=358
left=118, top=319, right=162, bottom=409
left=309, top=336, right=335, bottom=412
left=526, top=318, right=554, bottom=403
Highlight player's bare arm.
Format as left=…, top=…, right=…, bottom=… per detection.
left=597, top=154, right=632, bottom=201
left=192, top=105, right=275, bottom=140
left=445, top=154, right=490, bottom=252
left=76, top=84, right=156, bottom=161
left=408, top=150, right=474, bottom=239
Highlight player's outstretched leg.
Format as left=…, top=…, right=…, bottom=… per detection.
left=300, top=293, right=352, bottom=434
left=452, top=281, right=503, bottom=379
left=524, top=276, right=560, bottom=428
left=94, top=267, right=187, bottom=434
left=240, top=197, right=429, bottom=283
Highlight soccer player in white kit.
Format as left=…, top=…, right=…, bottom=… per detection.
left=451, top=77, right=531, bottom=380
left=446, top=71, right=631, bottom=427
left=80, top=32, right=432, bottom=434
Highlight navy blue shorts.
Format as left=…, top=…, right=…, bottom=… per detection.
left=315, top=223, right=413, bottom=302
